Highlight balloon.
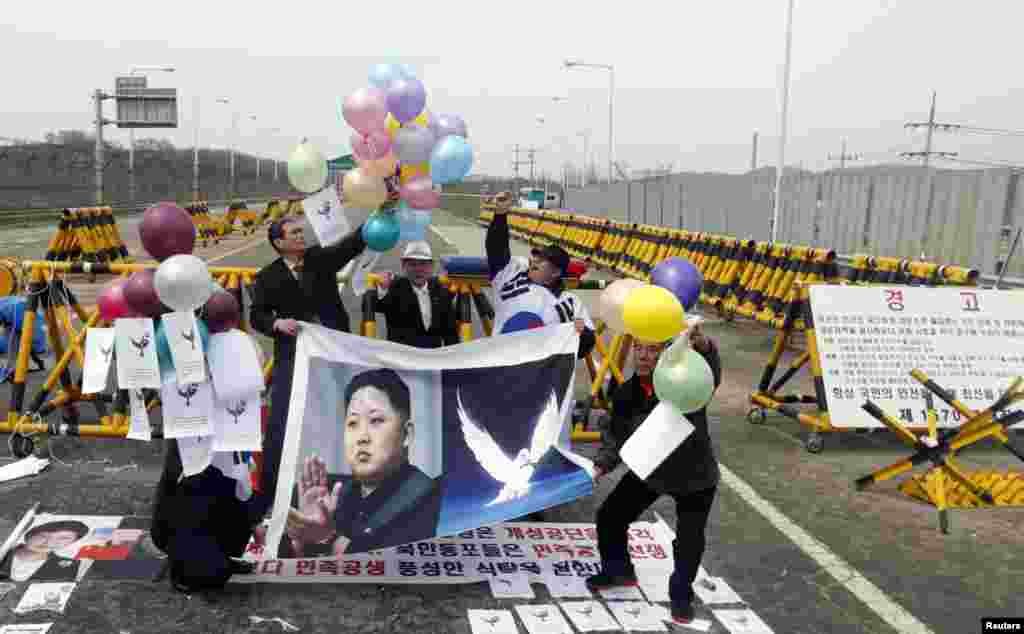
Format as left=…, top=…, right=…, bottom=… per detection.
left=97, top=278, right=133, bottom=321
left=653, top=338, right=715, bottom=413
left=368, top=63, right=414, bottom=89
left=155, top=317, right=210, bottom=377
left=202, top=291, right=240, bottom=333
left=154, top=254, right=213, bottom=313
left=342, top=168, right=388, bottom=208
left=124, top=269, right=166, bottom=317
left=396, top=204, right=432, bottom=242
left=139, top=203, right=196, bottom=261
left=400, top=176, right=441, bottom=210
left=343, top=87, right=389, bottom=134
left=393, top=125, right=436, bottom=164
left=622, top=285, right=685, bottom=342
left=385, top=78, right=427, bottom=124
left=287, top=140, right=328, bottom=193
left=351, top=129, right=392, bottom=161
left=362, top=211, right=401, bottom=252
left=651, top=257, right=704, bottom=311
left=429, top=135, right=474, bottom=185
left=360, top=152, right=399, bottom=178
left=431, top=113, right=468, bottom=140
left=597, top=278, right=645, bottom=332
left=399, top=162, right=430, bottom=185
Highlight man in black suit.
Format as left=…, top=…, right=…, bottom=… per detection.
left=250, top=217, right=367, bottom=515
left=375, top=241, right=458, bottom=349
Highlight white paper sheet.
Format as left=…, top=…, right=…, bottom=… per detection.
left=597, top=585, right=645, bottom=601
left=161, top=311, right=207, bottom=385
left=466, top=609, right=518, bottom=634
left=212, top=391, right=261, bottom=452
left=0, top=457, right=49, bottom=484
left=558, top=601, right=619, bottom=632
left=514, top=604, right=574, bottom=634
left=607, top=601, right=668, bottom=632
left=127, top=389, right=151, bottom=441
left=638, top=573, right=671, bottom=603
left=0, top=624, right=54, bottom=634
left=541, top=574, right=592, bottom=598
left=13, top=583, right=75, bottom=615
left=693, top=577, right=744, bottom=606
left=160, top=379, right=213, bottom=438
left=351, top=251, right=383, bottom=297
left=488, top=575, right=535, bottom=599
left=303, top=185, right=349, bottom=247
left=711, top=609, right=775, bottom=634
left=207, top=331, right=264, bottom=403
left=114, top=318, right=160, bottom=390
left=177, top=435, right=214, bottom=477
left=81, top=328, right=114, bottom=394
left=619, top=401, right=695, bottom=480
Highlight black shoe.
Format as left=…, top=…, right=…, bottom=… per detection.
left=229, top=559, right=256, bottom=575
left=671, top=601, right=695, bottom=624
left=584, top=571, right=639, bottom=592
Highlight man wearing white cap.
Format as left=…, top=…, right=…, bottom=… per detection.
left=376, top=241, right=459, bottom=349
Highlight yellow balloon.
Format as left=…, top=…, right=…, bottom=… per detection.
left=343, top=168, right=388, bottom=208
left=622, top=284, right=685, bottom=342
left=413, top=109, right=430, bottom=127
left=361, top=153, right=398, bottom=178
left=399, top=162, right=430, bottom=185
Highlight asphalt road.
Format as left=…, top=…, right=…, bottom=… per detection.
left=0, top=209, right=1021, bottom=634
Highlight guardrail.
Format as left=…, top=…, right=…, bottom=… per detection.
left=0, top=197, right=276, bottom=224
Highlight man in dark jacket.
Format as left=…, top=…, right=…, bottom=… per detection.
left=250, top=217, right=367, bottom=515
left=586, top=326, right=722, bottom=625
left=375, top=241, right=458, bottom=349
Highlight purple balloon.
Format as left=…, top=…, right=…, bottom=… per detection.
left=124, top=269, right=167, bottom=317
left=139, top=203, right=196, bottom=261
left=385, top=78, right=427, bottom=124
left=650, top=257, right=704, bottom=311
left=203, top=291, right=240, bottom=333
left=432, top=113, right=468, bottom=140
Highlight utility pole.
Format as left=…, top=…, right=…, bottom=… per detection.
left=193, top=96, right=200, bottom=202
left=827, top=139, right=862, bottom=169
left=512, top=144, right=532, bottom=195
left=901, top=92, right=959, bottom=165
left=528, top=147, right=537, bottom=188
left=751, top=131, right=758, bottom=170
left=93, top=89, right=111, bottom=206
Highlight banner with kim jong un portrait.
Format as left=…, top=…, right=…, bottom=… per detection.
left=263, top=322, right=594, bottom=559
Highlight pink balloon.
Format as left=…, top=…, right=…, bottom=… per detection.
left=351, top=129, right=392, bottom=161
left=343, top=87, right=388, bottom=135
left=400, top=176, right=441, bottom=210
left=98, top=278, right=133, bottom=321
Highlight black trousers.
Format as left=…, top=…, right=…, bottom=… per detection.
left=256, top=343, right=295, bottom=517
left=596, top=469, right=717, bottom=604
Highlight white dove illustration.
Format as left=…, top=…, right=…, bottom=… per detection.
left=457, top=388, right=561, bottom=506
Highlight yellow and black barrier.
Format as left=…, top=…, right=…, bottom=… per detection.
left=43, top=207, right=130, bottom=264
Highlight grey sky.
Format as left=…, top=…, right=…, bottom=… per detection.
left=3, top=0, right=1022, bottom=179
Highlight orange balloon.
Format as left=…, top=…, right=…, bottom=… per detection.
left=343, top=168, right=388, bottom=208
left=361, top=153, right=398, bottom=178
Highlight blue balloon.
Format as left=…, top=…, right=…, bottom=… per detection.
left=155, top=317, right=210, bottom=377
left=397, top=204, right=432, bottom=242
left=650, top=257, right=704, bottom=311
left=362, top=211, right=401, bottom=252
left=429, top=136, right=474, bottom=185
left=368, top=63, right=415, bottom=89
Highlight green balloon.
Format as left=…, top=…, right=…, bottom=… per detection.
left=287, top=140, right=328, bottom=194
left=653, top=340, right=715, bottom=414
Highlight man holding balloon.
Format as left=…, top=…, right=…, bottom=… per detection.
left=250, top=216, right=369, bottom=515
left=485, top=192, right=596, bottom=359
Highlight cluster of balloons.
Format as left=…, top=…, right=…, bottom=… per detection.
left=343, top=63, right=474, bottom=252
left=96, top=203, right=244, bottom=375
left=598, top=257, right=714, bottom=413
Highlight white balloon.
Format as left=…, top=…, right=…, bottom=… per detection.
left=155, top=254, right=213, bottom=312
left=598, top=278, right=645, bottom=332
left=393, top=125, right=436, bottom=165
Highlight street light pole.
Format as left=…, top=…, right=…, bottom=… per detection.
left=771, top=0, right=795, bottom=243
left=564, top=59, right=615, bottom=184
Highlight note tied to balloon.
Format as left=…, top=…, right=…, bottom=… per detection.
left=127, top=390, right=152, bottom=441
left=114, top=318, right=161, bottom=390
left=162, top=311, right=207, bottom=385
left=620, top=401, right=694, bottom=480
left=160, top=379, right=213, bottom=439
left=208, top=331, right=264, bottom=403
left=82, top=328, right=115, bottom=394
left=303, top=185, right=349, bottom=247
